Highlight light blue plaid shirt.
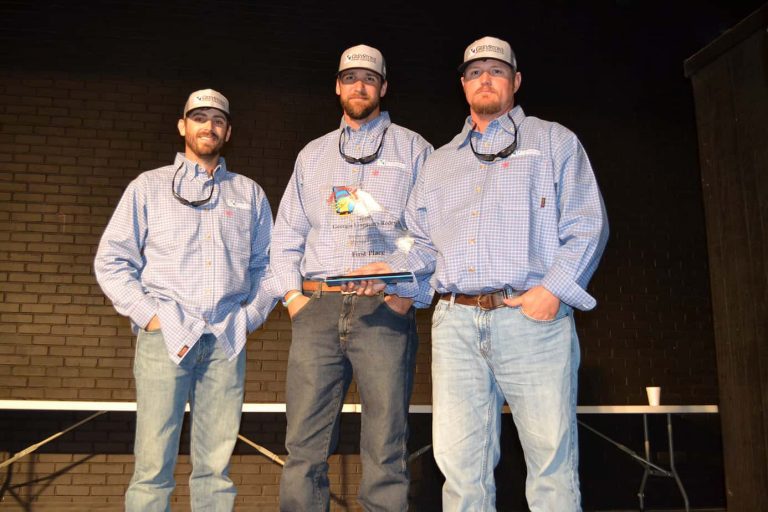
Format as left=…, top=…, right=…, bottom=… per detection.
left=388, top=106, right=609, bottom=310
left=269, top=112, right=434, bottom=307
left=94, top=153, right=276, bottom=364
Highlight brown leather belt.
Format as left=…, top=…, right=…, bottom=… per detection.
left=440, top=290, right=517, bottom=310
left=302, top=281, right=343, bottom=293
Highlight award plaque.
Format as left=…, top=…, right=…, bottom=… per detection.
left=325, top=271, right=416, bottom=286
left=331, top=185, right=415, bottom=257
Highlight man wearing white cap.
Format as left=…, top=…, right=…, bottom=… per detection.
left=357, top=36, right=608, bottom=510
left=94, top=89, right=275, bottom=510
left=269, top=44, right=433, bottom=510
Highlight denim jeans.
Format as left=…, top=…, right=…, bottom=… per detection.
left=279, top=292, right=418, bottom=511
left=431, top=300, right=581, bottom=512
left=126, top=330, right=246, bottom=512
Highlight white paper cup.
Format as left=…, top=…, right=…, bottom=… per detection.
left=646, top=386, right=661, bottom=406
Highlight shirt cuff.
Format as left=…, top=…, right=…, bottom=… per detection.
left=128, top=296, right=158, bottom=330
left=540, top=268, right=596, bottom=311
left=386, top=279, right=417, bottom=299
left=273, top=273, right=303, bottom=301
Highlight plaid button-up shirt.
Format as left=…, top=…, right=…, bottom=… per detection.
left=94, top=153, right=275, bottom=363
left=388, top=106, right=609, bottom=310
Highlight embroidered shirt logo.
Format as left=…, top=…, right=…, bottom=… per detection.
left=226, top=199, right=250, bottom=210
left=375, top=158, right=406, bottom=169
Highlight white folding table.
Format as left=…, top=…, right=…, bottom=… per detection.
left=0, top=400, right=718, bottom=511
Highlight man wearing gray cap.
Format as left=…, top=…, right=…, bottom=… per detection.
left=269, top=44, right=433, bottom=510
left=357, top=36, right=608, bottom=510
left=94, top=89, right=275, bottom=510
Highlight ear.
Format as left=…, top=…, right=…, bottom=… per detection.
left=513, top=72, right=522, bottom=94
left=335, top=79, right=341, bottom=97
left=380, top=80, right=388, bottom=97
left=225, top=124, right=232, bottom=142
left=177, top=118, right=186, bottom=137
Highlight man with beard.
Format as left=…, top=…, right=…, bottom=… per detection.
left=94, top=89, right=275, bottom=511
left=354, top=36, right=609, bottom=510
left=269, top=44, right=433, bottom=510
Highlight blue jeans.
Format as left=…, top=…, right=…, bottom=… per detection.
left=279, top=292, right=418, bottom=511
left=431, top=300, right=581, bottom=512
left=126, top=330, right=246, bottom=512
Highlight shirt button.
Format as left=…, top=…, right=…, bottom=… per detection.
left=205, top=234, right=211, bottom=240
left=471, top=211, right=479, bottom=217
left=206, top=261, right=212, bottom=267
left=480, top=165, right=487, bottom=170
left=468, top=239, right=475, bottom=245
left=468, top=267, right=476, bottom=273
left=475, top=186, right=482, bottom=193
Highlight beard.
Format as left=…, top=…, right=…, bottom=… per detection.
left=340, top=94, right=380, bottom=120
left=185, top=130, right=225, bottom=159
left=470, top=94, right=503, bottom=116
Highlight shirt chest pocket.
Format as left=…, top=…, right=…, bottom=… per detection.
left=217, top=206, right=252, bottom=255
left=490, top=159, right=540, bottom=211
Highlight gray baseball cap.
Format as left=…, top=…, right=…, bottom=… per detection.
left=458, top=36, right=517, bottom=73
left=183, top=89, right=230, bottom=117
left=338, top=44, right=387, bottom=79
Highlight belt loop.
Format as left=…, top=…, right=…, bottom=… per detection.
left=449, top=292, right=456, bottom=307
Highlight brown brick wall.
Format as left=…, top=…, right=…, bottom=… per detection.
left=0, top=453, right=357, bottom=511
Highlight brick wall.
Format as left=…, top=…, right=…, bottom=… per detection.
left=1, top=0, right=753, bottom=509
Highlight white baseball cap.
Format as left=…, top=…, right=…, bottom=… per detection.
left=458, top=36, right=517, bottom=73
left=338, top=44, right=387, bottom=79
left=183, top=89, right=230, bottom=117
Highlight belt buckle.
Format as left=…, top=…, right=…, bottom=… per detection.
left=476, top=293, right=493, bottom=311
left=477, top=290, right=506, bottom=311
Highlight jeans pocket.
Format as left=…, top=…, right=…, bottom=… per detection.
left=517, top=305, right=569, bottom=324
left=381, top=295, right=411, bottom=319
left=289, top=296, right=315, bottom=322
left=431, top=300, right=448, bottom=328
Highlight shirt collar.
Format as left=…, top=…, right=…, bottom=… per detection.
left=173, top=152, right=228, bottom=180
left=457, top=105, right=526, bottom=148
left=339, top=111, right=391, bottom=137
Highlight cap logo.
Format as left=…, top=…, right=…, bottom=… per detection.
left=195, top=94, right=226, bottom=108
left=346, top=53, right=377, bottom=64
left=471, top=44, right=505, bottom=56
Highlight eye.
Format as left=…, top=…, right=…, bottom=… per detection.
left=490, top=68, right=506, bottom=77
left=365, top=75, right=377, bottom=84
left=341, top=73, right=355, bottom=84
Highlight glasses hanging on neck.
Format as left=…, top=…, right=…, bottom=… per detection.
left=469, top=113, right=518, bottom=162
left=338, top=126, right=388, bottom=165
left=171, top=162, right=216, bottom=207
